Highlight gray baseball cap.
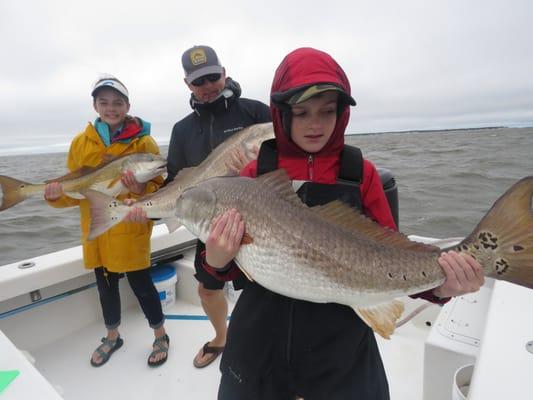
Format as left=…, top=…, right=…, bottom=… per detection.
left=182, top=45, right=224, bottom=84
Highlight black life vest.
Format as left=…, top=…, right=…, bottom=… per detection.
left=221, top=139, right=391, bottom=399
left=256, top=138, right=364, bottom=209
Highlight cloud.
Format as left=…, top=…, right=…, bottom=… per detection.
left=1, top=0, right=532, bottom=154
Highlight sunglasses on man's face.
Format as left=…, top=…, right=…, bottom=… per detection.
left=191, top=73, right=222, bottom=87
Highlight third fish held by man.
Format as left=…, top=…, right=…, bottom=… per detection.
left=83, top=122, right=274, bottom=239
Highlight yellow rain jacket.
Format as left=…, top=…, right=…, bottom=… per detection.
left=48, top=122, right=164, bottom=272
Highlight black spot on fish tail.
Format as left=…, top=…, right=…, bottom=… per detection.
left=478, top=231, right=498, bottom=250
left=495, top=258, right=510, bottom=275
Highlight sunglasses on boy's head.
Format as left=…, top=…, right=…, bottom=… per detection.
left=191, top=73, right=222, bottom=87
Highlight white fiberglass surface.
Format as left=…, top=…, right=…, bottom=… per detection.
left=31, top=300, right=222, bottom=400
left=25, top=296, right=433, bottom=400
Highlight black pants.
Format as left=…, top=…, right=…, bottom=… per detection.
left=217, top=284, right=390, bottom=400
left=218, top=371, right=384, bottom=400
left=94, top=267, right=164, bottom=330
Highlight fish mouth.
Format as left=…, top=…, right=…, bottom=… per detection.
left=154, top=160, right=167, bottom=170
left=154, top=164, right=167, bottom=173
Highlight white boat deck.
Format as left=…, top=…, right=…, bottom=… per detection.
left=3, top=231, right=532, bottom=399
left=33, top=299, right=223, bottom=399
left=0, top=234, right=444, bottom=399
left=0, top=232, right=454, bottom=400
left=25, top=296, right=434, bottom=400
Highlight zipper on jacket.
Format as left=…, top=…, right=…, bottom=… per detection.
left=208, top=113, right=215, bottom=151
left=307, top=154, right=314, bottom=180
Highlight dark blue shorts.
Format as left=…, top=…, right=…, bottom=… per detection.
left=193, top=241, right=247, bottom=291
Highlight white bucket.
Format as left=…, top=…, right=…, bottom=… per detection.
left=452, top=363, right=474, bottom=400
left=150, top=264, right=177, bottom=311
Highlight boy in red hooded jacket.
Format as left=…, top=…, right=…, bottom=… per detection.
left=202, top=48, right=484, bottom=399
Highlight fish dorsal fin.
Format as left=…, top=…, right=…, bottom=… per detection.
left=354, top=300, right=404, bottom=339
left=313, top=200, right=439, bottom=253
left=255, top=169, right=304, bottom=207
left=106, top=176, right=122, bottom=189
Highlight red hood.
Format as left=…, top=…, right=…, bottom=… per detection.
left=270, top=47, right=352, bottom=159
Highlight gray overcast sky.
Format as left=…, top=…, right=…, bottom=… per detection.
left=1, top=0, right=532, bottom=153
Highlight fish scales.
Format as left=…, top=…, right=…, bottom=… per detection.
left=174, top=171, right=533, bottom=338
left=0, top=153, right=166, bottom=211
left=192, top=174, right=444, bottom=306
left=84, top=123, right=274, bottom=239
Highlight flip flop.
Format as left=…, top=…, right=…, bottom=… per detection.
left=90, top=336, right=123, bottom=367
left=148, top=334, right=170, bottom=367
left=193, top=342, right=225, bottom=368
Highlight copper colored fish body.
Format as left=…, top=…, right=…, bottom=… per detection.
left=0, top=153, right=166, bottom=211
left=84, top=123, right=274, bottom=239
left=174, top=171, right=533, bottom=338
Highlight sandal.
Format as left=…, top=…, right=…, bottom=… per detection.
left=90, top=336, right=123, bottom=367
left=193, top=342, right=225, bottom=368
left=148, top=334, right=170, bottom=367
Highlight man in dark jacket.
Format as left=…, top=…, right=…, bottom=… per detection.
left=166, top=45, right=271, bottom=369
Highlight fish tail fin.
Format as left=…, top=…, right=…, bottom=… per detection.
left=455, top=176, right=533, bottom=288
left=81, top=189, right=129, bottom=240
left=0, top=175, right=31, bottom=211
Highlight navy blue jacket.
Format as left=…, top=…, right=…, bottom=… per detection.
left=165, top=77, right=271, bottom=184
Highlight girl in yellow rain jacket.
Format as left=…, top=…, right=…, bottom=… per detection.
left=45, top=75, right=169, bottom=368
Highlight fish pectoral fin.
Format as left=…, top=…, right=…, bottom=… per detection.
left=89, top=180, right=124, bottom=197
left=353, top=300, right=404, bottom=340
left=241, top=232, right=254, bottom=245
left=165, top=217, right=182, bottom=233
left=106, top=176, right=122, bottom=189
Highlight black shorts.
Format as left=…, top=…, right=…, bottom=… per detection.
left=193, top=241, right=247, bottom=291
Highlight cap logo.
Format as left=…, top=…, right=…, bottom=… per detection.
left=190, top=49, right=207, bottom=66
left=100, top=80, right=116, bottom=87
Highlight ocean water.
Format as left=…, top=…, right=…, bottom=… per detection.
left=0, top=127, right=531, bottom=267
